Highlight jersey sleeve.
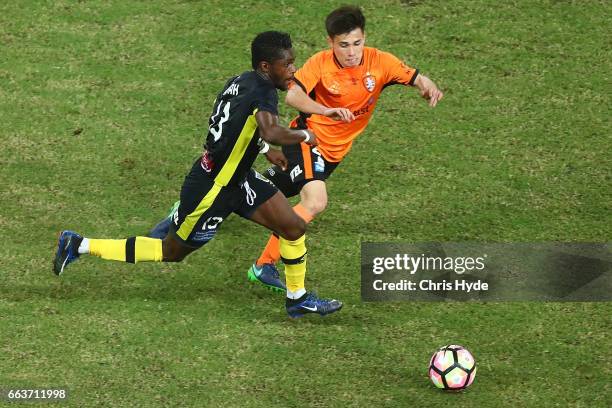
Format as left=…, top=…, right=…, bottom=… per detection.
left=253, top=86, right=279, bottom=115
left=291, top=52, right=323, bottom=94
left=380, top=51, right=419, bottom=87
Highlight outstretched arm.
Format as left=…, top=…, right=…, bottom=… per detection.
left=285, top=86, right=354, bottom=122
left=255, top=110, right=318, bottom=146
left=414, top=74, right=444, bottom=107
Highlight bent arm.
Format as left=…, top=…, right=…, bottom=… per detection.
left=285, top=86, right=327, bottom=115
left=255, top=110, right=316, bottom=146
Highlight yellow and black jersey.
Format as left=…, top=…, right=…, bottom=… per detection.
left=204, top=71, right=278, bottom=187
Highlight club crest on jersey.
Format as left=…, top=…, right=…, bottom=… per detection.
left=363, top=75, right=376, bottom=92
left=200, top=151, right=214, bottom=173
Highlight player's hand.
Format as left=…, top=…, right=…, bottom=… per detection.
left=264, top=149, right=288, bottom=171
left=421, top=86, right=443, bottom=107
left=415, top=74, right=443, bottom=107
left=303, top=129, right=318, bottom=146
left=323, top=107, right=354, bottom=122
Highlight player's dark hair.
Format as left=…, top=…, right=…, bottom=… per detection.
left=251, top=31, right=292, bottom=70
left=325, top=5, right=366, bottom=37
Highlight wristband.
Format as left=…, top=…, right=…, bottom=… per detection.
left=301, top=130, right=311, bottom=143
left=258, top=141, right=270, bottom=154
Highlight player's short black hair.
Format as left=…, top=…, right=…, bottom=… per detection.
left=325, top=5, right=366, bottom=37
left=251, top=31, right=292, bottom=70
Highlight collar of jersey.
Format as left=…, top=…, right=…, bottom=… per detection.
left=332, top=52, right=364, bottom=70
left=254, top=70, right=275, bottom=87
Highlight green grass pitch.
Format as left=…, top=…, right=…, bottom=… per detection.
left=0, top=1, right=610, bottom=406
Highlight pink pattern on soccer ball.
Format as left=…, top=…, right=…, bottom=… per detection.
left=432, top=349, right=455, bottom=371
left=429, top=368, right=444, bottom=389
left=466, top=367, right=477, bottom=386
left=457, top=348, right=475, bottom=370
left=429, top=345, right=477, bottom=391
left=446, top=367, right=468, bottom=388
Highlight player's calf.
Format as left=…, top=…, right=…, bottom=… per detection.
left=52, top=232, right=195, bottom=274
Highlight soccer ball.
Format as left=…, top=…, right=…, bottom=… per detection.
left=429, top=345, right=477, bottom=390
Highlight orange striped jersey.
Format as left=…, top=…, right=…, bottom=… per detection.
left=290, top=47, right=418, bottom=162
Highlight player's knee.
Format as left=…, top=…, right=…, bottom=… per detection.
left=279, top=216, right=306, bottom=241
left=162, top=248, right=185, bottom=262
left=305, top=197, right=327, bottom=216
left=163, top=252, right=185, bottom=262
left=161, top=239, right=189, bottom=262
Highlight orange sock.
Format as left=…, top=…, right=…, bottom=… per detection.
left=293, top=203, right=314, bottom=224
left=257, top=234, right=280, bottom=266
left=257, top=203, right=314, bottom=266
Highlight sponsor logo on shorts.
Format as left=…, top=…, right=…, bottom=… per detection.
left=311, top=148, right=325, bottom=172
left=241, top=180, right=257, bottom=206
left=314, top=156, right=325, bottom=173
left=290, top=165, right=303, bottom=182
left=254, top=170, right=271, bottom=184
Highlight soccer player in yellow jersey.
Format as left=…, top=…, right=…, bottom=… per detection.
left=54, top=32, right=347, bottom=318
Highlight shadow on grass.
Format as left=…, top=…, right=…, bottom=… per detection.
left=0, top=274, right=354, bottom=327
left=2, top=270, right=259, bottom=302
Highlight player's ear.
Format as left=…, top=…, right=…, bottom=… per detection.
left=326, top=36, right=333, bottom=48
left=259, top=61, right=271, bottom=73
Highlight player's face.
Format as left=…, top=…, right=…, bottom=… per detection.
left=268, top=48, right=297, bottom=91
left=328, top=28, right=365, bottom=68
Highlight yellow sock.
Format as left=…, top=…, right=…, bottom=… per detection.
left=280, top=235, right=307, bottom=294
left=89, top=237, right=163, bottom=263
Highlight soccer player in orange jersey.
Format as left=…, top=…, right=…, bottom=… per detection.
left=244, top=5, right=443, bottom=289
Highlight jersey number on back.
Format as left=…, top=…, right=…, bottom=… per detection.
left=209, top=101, right=231, bottom=142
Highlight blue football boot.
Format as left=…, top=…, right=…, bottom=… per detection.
left=286, top=292, right=343, bottom=318
left=148, top=200, right=180, bottom=239
left=53, top=230, right=83, bottom=275
left=247, top=263, right=286, bottom=292
left=148, top=218, right=172, bottom=239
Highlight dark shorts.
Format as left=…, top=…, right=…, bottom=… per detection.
left=264, top=143, right=339, bottom=198
left=169, top=158, right=278, bottom=248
